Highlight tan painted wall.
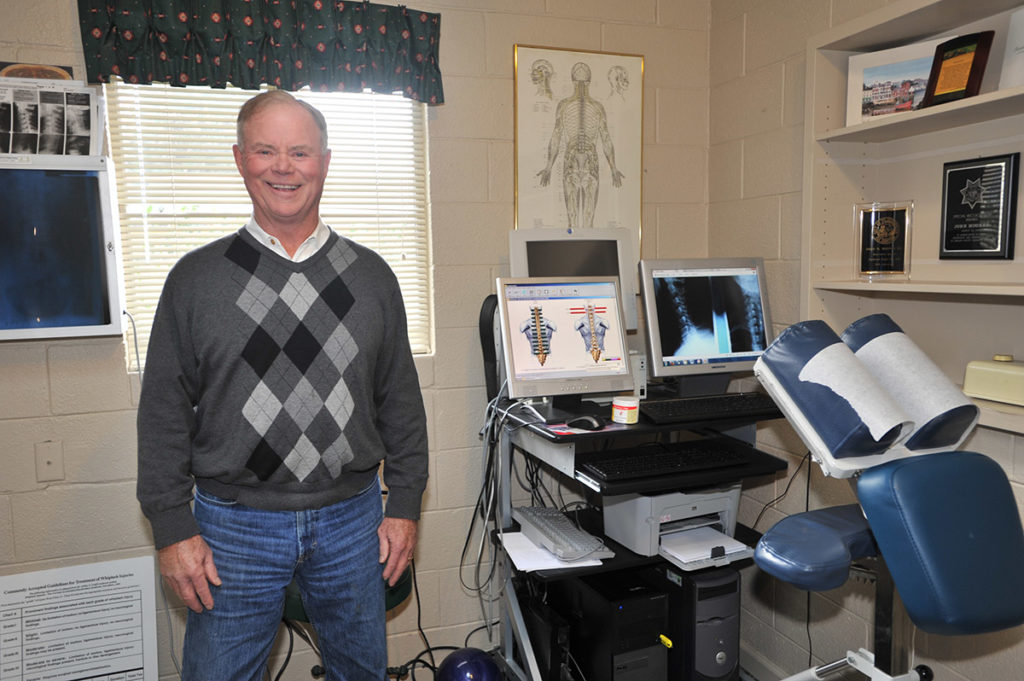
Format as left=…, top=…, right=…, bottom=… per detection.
left=710, top=2, right=1024, bottom=680
left=1, top=1, right=1020, bottom=680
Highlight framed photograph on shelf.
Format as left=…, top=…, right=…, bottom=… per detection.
left=855, top=202, right=913, bottom=280
left=846, top=38, right=945, bottom=126
left=514, top=45, right=643, bottom=235
left=921, top=31, right=995, bottom=107
left=940, top=153, right=1018, bottom=260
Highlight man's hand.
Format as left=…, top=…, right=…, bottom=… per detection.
left=158, top=535, right=222, bottom=613
left=378, top=517, right=417, bottom=587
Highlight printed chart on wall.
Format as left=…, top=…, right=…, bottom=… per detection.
left=0, top=77, right=102, bottom=156
left=0, top=556, right=157, bottom=681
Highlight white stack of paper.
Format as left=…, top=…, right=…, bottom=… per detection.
left=999, top=8, right=1024, bottom=89
left=659, top=526, right=752, bottom=571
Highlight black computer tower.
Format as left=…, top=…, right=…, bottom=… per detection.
left=548, top=570, right=669, bottom=681
left=640, top=565, right=741, bottom=681
left=519, top=594, right=571, bottom=681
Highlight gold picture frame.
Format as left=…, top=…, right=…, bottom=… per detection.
left=513, top=45, right=643, bottom=241
left=855, top=201, right=913, bottom=280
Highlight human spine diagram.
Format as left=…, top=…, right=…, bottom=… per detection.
left=519, top=306, right=556, bottom=365
left=572, top=304, right=609, bottom=363
left=537, top=62, right=624, bottom=230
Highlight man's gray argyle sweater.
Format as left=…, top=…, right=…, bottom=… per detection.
left=137, top=228, right=428, bottom=550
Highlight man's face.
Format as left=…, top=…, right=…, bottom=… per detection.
left=233, top=101, right=331, bottom=233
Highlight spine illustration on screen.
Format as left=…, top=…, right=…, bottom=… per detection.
left=572, top=304, right=608, bottom=362
left=519, top=306, right=556, bottom=365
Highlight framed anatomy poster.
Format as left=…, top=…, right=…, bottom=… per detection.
left=514, top=45, right=643, bottom=237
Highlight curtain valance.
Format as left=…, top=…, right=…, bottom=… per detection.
left=77, top=0, right=444, bottom=103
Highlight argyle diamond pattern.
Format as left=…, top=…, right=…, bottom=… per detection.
left=228, top=237, right=357, bottom=482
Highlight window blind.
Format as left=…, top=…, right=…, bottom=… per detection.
left=105, top=82, right=433, bottom=370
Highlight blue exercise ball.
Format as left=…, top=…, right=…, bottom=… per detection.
left=435, top=647, right=501, bottom=681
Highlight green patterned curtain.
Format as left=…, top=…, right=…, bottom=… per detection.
left=77, top=0, right=444, bottom=104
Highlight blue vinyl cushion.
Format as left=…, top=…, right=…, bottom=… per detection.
left=758, top=320, right=903, bottom=459
left=754, top=504, right=878, bottom=591
left=857, top=451, right=1024, bottom=635
left=840, top=314, right=979, bottom=451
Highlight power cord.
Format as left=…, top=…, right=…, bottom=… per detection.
left=123, top=309, right=143, bottom=376
left=275, top=559, right=445, bottom=680
left=750, top=451, right=811, bottom=530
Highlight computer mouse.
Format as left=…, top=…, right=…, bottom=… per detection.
left=566, top=414, right=605, bottom=431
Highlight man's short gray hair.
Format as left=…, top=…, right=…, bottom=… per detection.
left=236, top=90, right=328, bottom=152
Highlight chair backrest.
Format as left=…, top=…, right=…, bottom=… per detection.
left=754, top=314, right=1024, bottom=635
left=858, top=450, right=1024, bottom=635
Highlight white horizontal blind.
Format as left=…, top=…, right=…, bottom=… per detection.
left=105, top=82, right=432, bottom=370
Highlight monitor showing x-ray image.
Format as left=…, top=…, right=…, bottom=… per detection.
left=639, top=258, right=772, bottom=390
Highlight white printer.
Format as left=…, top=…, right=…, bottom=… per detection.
left=602, top=483, right=753, bottom=571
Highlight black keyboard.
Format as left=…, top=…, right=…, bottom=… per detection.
left=578, top=438, right=750, bottom=482
left=639, top=392, right=780, bottom=425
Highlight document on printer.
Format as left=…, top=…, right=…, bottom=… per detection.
left=660, top=526, right=748, bottom=564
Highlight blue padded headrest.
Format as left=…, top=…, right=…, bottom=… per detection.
left=857, top=451, right=1024, bottom=635
left=754, top=504, right=878, bottom=591
left=841, top=314, right=978, bottom=451
left=757, top=320, right=903, bottom=459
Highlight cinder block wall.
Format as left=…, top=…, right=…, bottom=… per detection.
left=709, top=2, right=1024, bottom=680
left=3, top=1, right=1020, bottom=680
left=0, top=1, right=710, bottom=679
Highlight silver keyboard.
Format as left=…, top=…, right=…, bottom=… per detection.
left=512, top=506, right=615, bottom=562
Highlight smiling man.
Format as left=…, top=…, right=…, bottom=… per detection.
left=136, top=90, right=428, bottom=681
left=232, top=93, right=331, bottom=255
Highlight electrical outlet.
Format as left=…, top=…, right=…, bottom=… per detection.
left=35, top=441, right=65, bottom=482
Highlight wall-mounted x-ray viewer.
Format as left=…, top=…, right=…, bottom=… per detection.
left=0, top=155, right=124, bottom=341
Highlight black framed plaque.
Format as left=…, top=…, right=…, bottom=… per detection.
left=856, top=202, right=912, bottom=279
left=940, top=153, right=1018, bottom=259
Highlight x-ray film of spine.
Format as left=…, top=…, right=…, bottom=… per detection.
left=0, top=81, right=98, bottom=156
left=653, top=273, right=767, bottom=360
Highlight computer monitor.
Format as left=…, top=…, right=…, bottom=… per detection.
left=639, top=258, right=772, bottom=396
left=508, top=227, right=639, bottom=330
left=0, top=155, right=124, bottom=341
left=496, top=276, right=634, bottom=422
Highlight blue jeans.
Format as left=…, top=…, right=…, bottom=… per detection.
left=182, top=481, right=386, bottom=681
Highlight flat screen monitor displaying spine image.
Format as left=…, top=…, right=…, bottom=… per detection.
left=639, top=258, right=772, bottom=396
left=496, top=276, right=634, bottom=423
left=0, top=155, right=124, bottom=341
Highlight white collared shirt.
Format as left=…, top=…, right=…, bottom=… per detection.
left=244, top=217, right=332, bottom=262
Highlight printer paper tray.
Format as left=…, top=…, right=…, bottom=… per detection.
left=658, top=526, right=753, bottom=572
